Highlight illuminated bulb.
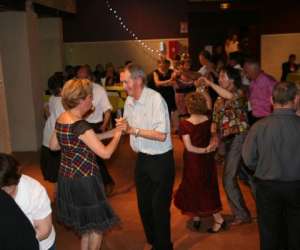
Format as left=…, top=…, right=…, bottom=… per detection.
left=119, top=17, right=122, bottom=21
left=120, top=22, right=123, bottom=25
left=109, top=8, right=112, bottom=11
left=220, top=2, right=231, bottom=10
left=113, top=10, right=117, bottom=14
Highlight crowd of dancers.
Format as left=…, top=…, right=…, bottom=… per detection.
left=1, top=47, right=300, bottom=250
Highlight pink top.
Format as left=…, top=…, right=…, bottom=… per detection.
left=249, top=72, right=277, bottom=118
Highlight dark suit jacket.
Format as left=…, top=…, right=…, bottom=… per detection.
left=281, top=62, right=298, bottom=81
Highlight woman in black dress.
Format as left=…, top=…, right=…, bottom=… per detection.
left=153, top=59, right=177, bottom=115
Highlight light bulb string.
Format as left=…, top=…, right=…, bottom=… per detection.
left=105, top=0, right=162, bottom=59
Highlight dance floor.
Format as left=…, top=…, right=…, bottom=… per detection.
left=17, top=135, right=259, bottom=250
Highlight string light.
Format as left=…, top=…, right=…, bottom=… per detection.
left=105, top=0, right=161, bottom=58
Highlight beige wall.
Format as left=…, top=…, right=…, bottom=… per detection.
left=0, top=53, right=12, bottom=153
left=0, top=9, right=43, bottom=151
left=261, top=33, right=300, bottom=80
left=64, top=38, right=188, bottom=73
left=38, top=17, right=64, bottom=89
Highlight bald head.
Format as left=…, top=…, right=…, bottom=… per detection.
left=244, top=59, right=261, bottom=81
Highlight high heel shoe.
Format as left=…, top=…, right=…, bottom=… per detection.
left=207, top=220, right=228, bottom=233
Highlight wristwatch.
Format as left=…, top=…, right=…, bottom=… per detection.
left=134, top=128, right=140, bottom=137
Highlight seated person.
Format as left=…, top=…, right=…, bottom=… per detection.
left=0, top=153, right=56, bottom=250
left=0, top=189, right=39, bottom=250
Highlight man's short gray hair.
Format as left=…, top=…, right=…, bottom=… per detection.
left=126, top=64, right=147, bottom=85
left=244, top=58, right=260, bottom=69
left=272, top=81, right=298, bottom=105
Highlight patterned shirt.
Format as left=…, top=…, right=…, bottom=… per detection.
left=55, top=120, right=98, bottom=178
left=212, top=90, right=249, bottom=138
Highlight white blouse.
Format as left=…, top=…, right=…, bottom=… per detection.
left=42, top=96, right=64, bottom=147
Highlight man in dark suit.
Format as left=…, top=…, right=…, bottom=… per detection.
left=281, top=54, right=298, bottom=81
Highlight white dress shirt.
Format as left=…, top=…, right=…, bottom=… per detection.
left=86, top=83, right=112, bottom=123
left=124, top=87, right=173, bottom=155
left=42, top=96, right=64, bottom=147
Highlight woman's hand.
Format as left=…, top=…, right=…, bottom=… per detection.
left=198, top=76, right=213, bottom=88
left=115, top=118, right=132, bottom=134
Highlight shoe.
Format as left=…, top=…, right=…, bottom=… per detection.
left=207, top=220, right=228, bottom=233
left=230, top=217, right=251, bottom=226
left=191, top=220, right=202, bottom=231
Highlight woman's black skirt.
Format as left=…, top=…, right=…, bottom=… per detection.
left=56, top=174, right=120, bottom=235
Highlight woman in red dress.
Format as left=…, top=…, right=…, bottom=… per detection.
left=174, top=92, right=226, bottom=233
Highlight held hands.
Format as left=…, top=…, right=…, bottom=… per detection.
left=115, top=117, right=132, bottom=134
left=197, top=76, right=213, bottom=88
left=204, top=143, right=217, bottom=153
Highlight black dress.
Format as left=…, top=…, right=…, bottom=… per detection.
left=154, top=69, right=177, bottom=114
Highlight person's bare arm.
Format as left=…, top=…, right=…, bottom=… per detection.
left=201, top=77, right=234, bottom=100
left=79, top=129, right=122, bottom=159
left=128, top=127, right=167, bottom=142
left=33, top=214, right=52, bottom=241
left=153, top=71, right=173, bottom=87
left=96, top=129, right=116, bottom=141
left=116, top=118, right=167, bottom=142
left=182, top=134, right=216, bottom=154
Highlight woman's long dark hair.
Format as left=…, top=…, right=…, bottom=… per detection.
left=221, top=66, right=242, bottom=89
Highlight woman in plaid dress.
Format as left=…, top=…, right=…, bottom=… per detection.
left=49, top=79, right=124, bottom=250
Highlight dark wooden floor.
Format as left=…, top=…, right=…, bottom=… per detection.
left=18, top=135, right=259, bottom=250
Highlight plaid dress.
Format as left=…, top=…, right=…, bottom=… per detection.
left=55, top=120, right=119, bottom=234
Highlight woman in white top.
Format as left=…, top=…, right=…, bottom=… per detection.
left=41, top=73, right=65, bottom=183
left=0, top=153, right=56, bottom=250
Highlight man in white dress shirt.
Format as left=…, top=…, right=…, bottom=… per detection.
left=117, top=64, right=175, bottom=250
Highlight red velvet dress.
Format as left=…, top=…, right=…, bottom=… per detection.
left=174, top=119, right=222, bottom=216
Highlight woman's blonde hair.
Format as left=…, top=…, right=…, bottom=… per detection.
left=61, top=79, right=93, bottom=110
left=185, top=92, right=208, bottom=115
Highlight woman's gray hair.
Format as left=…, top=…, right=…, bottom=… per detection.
left=126, top=64, right=147, bottom=85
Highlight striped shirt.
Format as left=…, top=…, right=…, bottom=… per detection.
left=124, top=87, right=172, bottom=155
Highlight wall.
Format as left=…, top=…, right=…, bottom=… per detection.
left=63, top=0, right=188, bottom=42
left=38, top=17, right=64, bottom=89
left=260, top=1, right=300, bottom=35
left=0, top=53, right=12, bottom=153
left=34, top=0, right=76, bottom=13
left=261, top=33, right=300, bottom=81
left=0, top=9, right=43, bottom=152
left=64, top=38, right=188, bottom=73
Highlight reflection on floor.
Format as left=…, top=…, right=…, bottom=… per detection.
left=16, top=135, right=259, bottom=250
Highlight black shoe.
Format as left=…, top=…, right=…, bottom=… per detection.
left=191, top=220, right=202, bottom=231
left=207, top=220, right=228, bottom=233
